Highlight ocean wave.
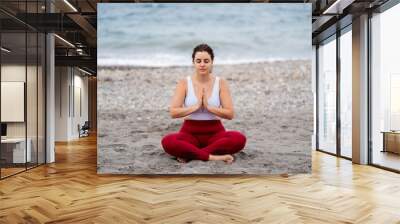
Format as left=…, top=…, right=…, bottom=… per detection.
left=98, top=4, right=312, bottom=67
left=97, top=56, right=309, bottom=67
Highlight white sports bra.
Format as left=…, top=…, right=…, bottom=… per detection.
left=184, top=76, right=221, bottom=120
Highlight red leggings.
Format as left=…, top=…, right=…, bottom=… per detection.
left=161, top=119, right=246, bottom=161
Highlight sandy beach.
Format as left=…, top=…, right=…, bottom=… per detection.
left=97, top=60, right=313, bottom=174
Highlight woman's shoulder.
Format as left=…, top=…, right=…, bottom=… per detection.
left=177, top=77, right=188, bottom=85
left=176, top=78, right=188, bottom=91
left=217, top=77, right=229, bottom=88
left=215, top=75, right=227, bottom=81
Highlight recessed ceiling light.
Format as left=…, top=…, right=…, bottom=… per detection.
left=78, top=67, right=93, bottom=76
left=63, top=0, right=78, bottom=12
left=1, top=47, right=11, bottom=53
left=323, top=0, right=354, bottom=15
left=54, top=34, right=75, bottom=48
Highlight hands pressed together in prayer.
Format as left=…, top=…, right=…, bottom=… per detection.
left=196, top=88, right=209, bottom=111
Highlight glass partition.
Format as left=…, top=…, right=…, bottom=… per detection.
left=339, top=28, right=352, bottom=158
left=38, top=32, right=45, bottom=165
left=1, top=30, right=28, bottom=177
left=371, top=3, right=400, bottom=171
left=0, top=1, right=46, bottom=179
left=26, top=0, right=41, bottom=169
left=317, top=36, right=337, bottom=154
left=27, top=30, right=38, bottom=169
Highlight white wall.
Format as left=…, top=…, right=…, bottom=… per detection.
left=55, top=67, right=89, bottom=141
left=55, top=66, right=69, bottom=141
left=1, top=82, right=25, bottom=122
left=1, top=65, right=39, bottom=137
left=1, top=66, right=26, bottom=135
left=1, top=63, right=46, bottom=164
left=1, top=65, right=26, bottom=81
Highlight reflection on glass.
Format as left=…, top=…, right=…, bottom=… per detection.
left=318, top=37, right=337, bottom=154
left=1, top=32, right=27, bottom=177
left=371, top=4, right=400, bottom=171
left=340, top=29, right=352, bottom=158
left=390, top=75, right=400, bottom=130
left=27, top=31, right=38, bottom=169
left=27, top=0, right=40, bottom=170
left=0, top=1, right=47, bottom=179
left=38, top=33, right=46, bottom=165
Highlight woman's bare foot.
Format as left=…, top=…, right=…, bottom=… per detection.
left=208, top=154, right=234, bottom=164
left=177, top=157, right=188, bottom=163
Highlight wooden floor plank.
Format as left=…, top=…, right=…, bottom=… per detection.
left=0, top=133, right=400, bottom=223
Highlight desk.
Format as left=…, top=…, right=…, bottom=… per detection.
left=381, top=131, right=400, bottom=154
left=1, top=138, right=31, bottom=163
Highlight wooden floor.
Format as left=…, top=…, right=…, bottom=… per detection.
left=1, top=167, right=26, bottom=178
left=1, top=134, right=400, bottom=223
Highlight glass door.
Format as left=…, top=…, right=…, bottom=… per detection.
left=317, top=35, right=337, bottom=154
left=339, top=27, right=352, bottom=158
left=370, top=4, right=400, bottom=171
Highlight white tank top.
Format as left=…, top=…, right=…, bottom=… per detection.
left=184, top=76, right=221, bottom=120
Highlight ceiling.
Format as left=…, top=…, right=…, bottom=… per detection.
left=1, top=0, right=98, bottom=74
left=308, top=0, right=390, bottom=44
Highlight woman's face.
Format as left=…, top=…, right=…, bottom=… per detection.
left=193, top=51, right=213, bottom=76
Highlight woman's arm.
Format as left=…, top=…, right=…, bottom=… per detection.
left=169, top=79, right=201, bottom=118
left=204, top=78, right=234, bottom=120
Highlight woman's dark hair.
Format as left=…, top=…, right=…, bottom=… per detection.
left=192, top=44, right=214, bottom=61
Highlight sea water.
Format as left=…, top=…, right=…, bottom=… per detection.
left=98, top=3, right=311, bottom=67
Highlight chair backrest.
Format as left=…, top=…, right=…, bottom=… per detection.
left=82, top=121, right=90, bottom=129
